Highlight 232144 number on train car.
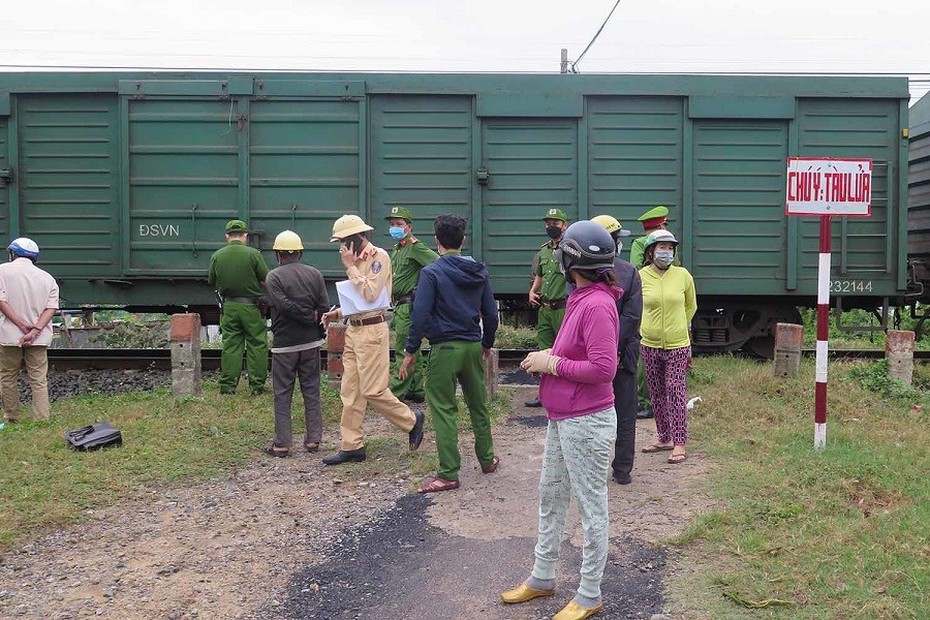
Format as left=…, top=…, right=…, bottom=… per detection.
left=830, top=280, right=873, bottom=293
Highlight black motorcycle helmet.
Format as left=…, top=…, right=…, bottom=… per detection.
left=553, top=220, right=616, bottom=276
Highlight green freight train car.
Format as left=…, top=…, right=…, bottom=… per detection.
left=0, top=72, right=912, bottom=353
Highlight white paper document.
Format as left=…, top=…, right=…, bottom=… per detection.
left=336, top=280, right=390, bottom=317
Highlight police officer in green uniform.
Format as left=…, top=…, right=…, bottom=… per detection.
left=629, top=205, right=669, bottom=268
left=629, top=206, right=670, bottom=418
left=525, top=208, right=569, bottom=408
left=208, top=220, right=271, bottom=395
left=386, top=206, right=439, bottom=403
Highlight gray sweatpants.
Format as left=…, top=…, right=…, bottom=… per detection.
left=532, top=407, right=617, bottom=599
left=272, top=347, right=323, bottom=449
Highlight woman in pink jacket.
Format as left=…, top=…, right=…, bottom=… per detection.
left=502, top=221, right=620, bottom=620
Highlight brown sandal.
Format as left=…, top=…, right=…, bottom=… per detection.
left=304, top=442, right=320, bottom=453
left=642, top=443, right=674, bottom=453
left=418, top=476, right=461, bottom=494
left=263, top=445, right=289, bottom=458
left=481, top=456, right=500, bottom=474
left=667, top=453, right=687, bottom=464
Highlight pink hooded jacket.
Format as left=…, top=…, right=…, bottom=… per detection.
left=540, top=282, right=620, bottom=421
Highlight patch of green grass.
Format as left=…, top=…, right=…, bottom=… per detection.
left=667, top=355, right=930, bottom=619
left=493, top=325, right=538, bottom=349
left=0, top=378, right=342, bottom=553
left=0, top=377, right=512, bottom=553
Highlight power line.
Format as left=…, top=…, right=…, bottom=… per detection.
left=570, top=0, right=623, bottom=73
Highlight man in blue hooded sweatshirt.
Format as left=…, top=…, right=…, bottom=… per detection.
left=399, top=214, right=500, bottom=494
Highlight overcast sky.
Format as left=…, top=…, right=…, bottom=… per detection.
left=2, top=0, right=928, bottom=103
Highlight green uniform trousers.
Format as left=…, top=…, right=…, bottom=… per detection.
left=425, top=340, right=496, bottom=482
left=388, top=303, right=425, bottom=400
left=536, top=306, right=566, bottom=349
left=219, top=301, right=268, bottom=394
left=637, top=357, right=651, bottom=411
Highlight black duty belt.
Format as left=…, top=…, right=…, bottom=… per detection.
left=348, top=314, right=387, bottom=327
left=393, top=293, right=413, bottom=305
left=541, top=299, right=566, bottom=311
left=225, top=296, right=259, bottom=304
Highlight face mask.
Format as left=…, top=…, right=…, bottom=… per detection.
left=614, top=240, right=623, bottom=256
left=389, top=226, right=407, bottom=240
left=653, top=249, right=674, bottom=269
left=546, top=226, right=562, bottom=239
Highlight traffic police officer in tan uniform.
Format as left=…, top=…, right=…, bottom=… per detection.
left=321, top=214, right=425, bottom=465
left=385, top=206, right=438, bottom=403
left=525, top=208, right=569, bottom=408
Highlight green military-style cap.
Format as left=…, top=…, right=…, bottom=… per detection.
left=541, top=208, right=568, bottom=222
left=385, top=205, right=413, bottom=222
left=637, top=205, right=669, bottom=231
left=225, top=219, right=249, bottom=234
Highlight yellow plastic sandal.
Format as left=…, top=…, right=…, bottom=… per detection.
left=500, top=582, right=555, bottom=604
left=552, top=600, right=604, bottom=620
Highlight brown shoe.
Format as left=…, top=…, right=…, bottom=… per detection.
left=481, top=456, right=500, bottom=474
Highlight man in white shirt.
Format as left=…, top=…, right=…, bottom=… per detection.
left=0, top=238, right=59, bottom=422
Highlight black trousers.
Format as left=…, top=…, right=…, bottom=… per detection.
left=611, top=366, right=638, bottom=477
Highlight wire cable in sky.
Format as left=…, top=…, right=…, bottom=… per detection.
left=570, top=0, right=623, bottom=73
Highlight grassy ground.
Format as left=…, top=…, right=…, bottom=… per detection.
left=669, top=355, right=930, bottom=619
left=0, top=376, right=509, bottom=554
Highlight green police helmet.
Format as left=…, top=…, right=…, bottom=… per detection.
left=385, top=206, right=413, bottom=222
left=541, top=208, right=568, bottom=222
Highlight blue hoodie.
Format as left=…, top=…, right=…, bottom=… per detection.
left=404, top=252, right=499, bottom=352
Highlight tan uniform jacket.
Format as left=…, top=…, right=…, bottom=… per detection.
left=345, top=244, right=392, bottom=319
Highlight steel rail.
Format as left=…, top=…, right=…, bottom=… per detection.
left=45, top=347, right=930, bottom=371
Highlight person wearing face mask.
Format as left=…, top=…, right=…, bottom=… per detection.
left=384, top=206, right=439, bottom=404
left=525, top=208, right=570, bottom=408
left=638, top=230, right=697, bottom=465
left=320, top=214, right=426, bottom=466
left=505, top=221, right=620, bottom=620
left=628, top=205, right=671, bottom=421
left=591, top=215, right=641, bottom=486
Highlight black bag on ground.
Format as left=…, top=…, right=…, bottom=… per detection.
left=64, top=422, right=123, bottom=451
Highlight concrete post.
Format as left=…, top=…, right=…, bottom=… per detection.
left=773, top=323, right=803, bottom=378
left=885, top=330, right=915, bottom=386
left=484, top=348, right=499, bottom=400
left=326, top=323, right=347, bottom=389
left=170, top=313, right=202, bottom=397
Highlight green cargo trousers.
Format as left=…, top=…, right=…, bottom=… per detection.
left=388, top=303, right=425, bottom=400
left=219, top=301, right=268, bottom=394
left=536, top=306, right=566, bottom=349
left=637, top=357, right=651, bottom=411
left=425, top=340, right=496, bottom=482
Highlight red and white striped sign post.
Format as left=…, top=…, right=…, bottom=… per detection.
left=786, top=157, right=873, bottom=450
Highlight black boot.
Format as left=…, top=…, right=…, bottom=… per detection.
left=524, top=396, right=542, bottom=408
left=409, top=411, right=425, bottom=451
left=322, top=448, right=367, bottom=466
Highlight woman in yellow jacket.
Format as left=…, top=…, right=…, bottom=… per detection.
left=638, top=230, right=697, bottom=464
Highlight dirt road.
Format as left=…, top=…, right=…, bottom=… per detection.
left=0, top=388, right=713, bottom=619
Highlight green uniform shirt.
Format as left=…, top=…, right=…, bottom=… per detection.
left=629, top=235, right=648, bottom=269
left=532, top=240, right=566, bottom=302
left=390, top=236, right=439, bottom=296
left=208, top=241, right=269, bottom=297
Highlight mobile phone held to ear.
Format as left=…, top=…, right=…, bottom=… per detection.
left=344, top=235, right=362, bottom=256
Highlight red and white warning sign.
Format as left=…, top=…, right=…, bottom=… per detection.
left=785, top=157, right=873, bottom=216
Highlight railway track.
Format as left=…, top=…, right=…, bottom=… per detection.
left=44, top=348, right=929, bottom=371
